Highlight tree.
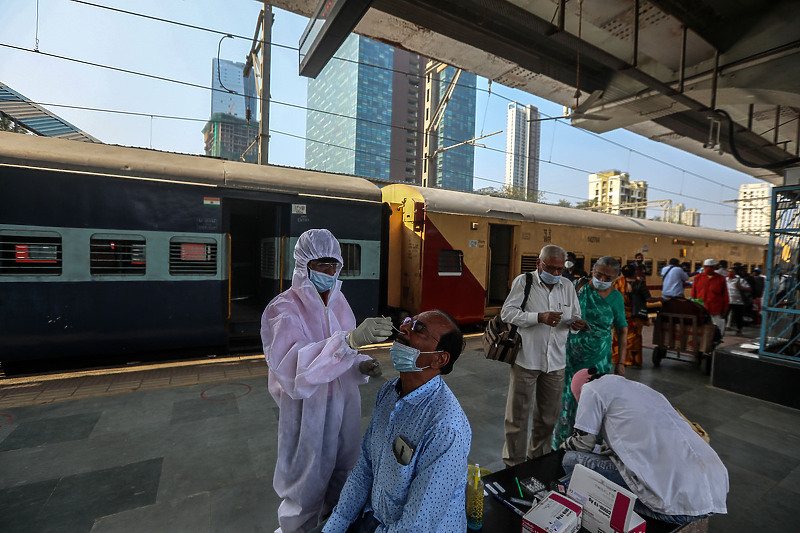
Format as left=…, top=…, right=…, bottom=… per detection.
left=575, top=198, right=598, bottom=209
left=0, top=114, right=29, bottom=134
left=557, top=199, right=572, bottom=207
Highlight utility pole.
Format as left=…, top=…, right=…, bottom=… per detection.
left=423, top=61, right=462, bottom=188
left=244, top=3, right=272, bottom=165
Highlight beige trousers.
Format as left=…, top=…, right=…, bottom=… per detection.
left=502, top=364, right=565, bottom=467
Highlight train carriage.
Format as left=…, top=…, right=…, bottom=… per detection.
left=382, top=183, right=767, bottom=325
left=0, top=133, right=385, bottom=362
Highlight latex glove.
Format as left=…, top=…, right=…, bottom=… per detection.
left=348, top=317, right=393, bottom=349
left=358, top=359, right=382, bottom=377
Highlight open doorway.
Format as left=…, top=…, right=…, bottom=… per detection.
left=488, top=224, right=514, bottom=306
left=226, top=199, right=281, bottom=348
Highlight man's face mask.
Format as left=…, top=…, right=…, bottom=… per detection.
left=389, top=341, right=438, bottom=373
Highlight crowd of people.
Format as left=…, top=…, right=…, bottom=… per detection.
left=261, top=230, right=728, bottom=533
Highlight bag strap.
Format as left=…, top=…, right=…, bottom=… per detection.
left=575, top=276, right=590, bottom=294
left=520, top=272, right=533, bottom=311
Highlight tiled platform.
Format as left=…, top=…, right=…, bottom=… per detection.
left=1, top=326, right=798, bottom=532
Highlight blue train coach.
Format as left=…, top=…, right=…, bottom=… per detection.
left=0, top=133, right=386, bottom=363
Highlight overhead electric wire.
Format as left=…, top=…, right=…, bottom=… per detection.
left=68, top=0, right=753, bottom=193
left=23, top=96, right=736, bottom=215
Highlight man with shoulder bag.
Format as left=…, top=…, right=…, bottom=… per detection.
left=500, top=245, right=588, bottom=467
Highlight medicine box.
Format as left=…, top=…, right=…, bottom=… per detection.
left=521, top=490, right=582, bottom=533
left=566, top=464, right=646, bottom=533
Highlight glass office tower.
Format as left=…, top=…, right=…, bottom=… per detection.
left=306, top=35, right=474, bottom=190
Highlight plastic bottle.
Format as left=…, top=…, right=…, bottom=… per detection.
left=466, top=463, right=484, bottom=530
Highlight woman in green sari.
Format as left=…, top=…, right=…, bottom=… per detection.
left=553, top=256, right=628, bottom=448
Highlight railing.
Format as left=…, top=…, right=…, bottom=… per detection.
left=760, top=185, right=800, bottom=365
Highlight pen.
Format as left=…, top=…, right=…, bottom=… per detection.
left=515, top=476, right=524, bottom=498
left=489, top=491, right=525, bottom=517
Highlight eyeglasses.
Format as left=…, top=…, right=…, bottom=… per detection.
left=540, top=262, right=565, bottom=274
left=400, top=316, right=442, bottom=345
left=592, top=270, right=616, bottom=282
left=308, top=259, right=340, bottom=273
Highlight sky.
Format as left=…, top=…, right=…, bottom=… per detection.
left=2, top=0, right=765, bottom=230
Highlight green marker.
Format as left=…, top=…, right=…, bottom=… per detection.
left=515, top=476, right=524, bottom=499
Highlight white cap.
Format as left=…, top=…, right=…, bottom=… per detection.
left=703, top=258, right=717, bottom=267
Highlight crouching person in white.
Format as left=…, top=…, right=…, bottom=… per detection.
left=561, top=368, right=728, bottom=525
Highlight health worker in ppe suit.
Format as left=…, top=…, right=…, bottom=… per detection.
left=261, top=229, right=392, bottom=533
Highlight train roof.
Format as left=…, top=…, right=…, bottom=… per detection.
left=0, top=132, right=381, bottom=203
left=383, top=183, right=768, bottom=246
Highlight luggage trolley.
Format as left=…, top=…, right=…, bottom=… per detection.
left=651, top=298, right=721, bottom=374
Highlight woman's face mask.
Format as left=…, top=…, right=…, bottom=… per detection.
left=591, top=277, right=614, bottom=291
left=389, top=341, right=437, bottom=373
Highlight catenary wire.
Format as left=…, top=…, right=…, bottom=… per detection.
left=67, top=0, right=756, bottom=193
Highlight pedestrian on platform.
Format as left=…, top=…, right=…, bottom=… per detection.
left=261, top=229, right=392, bottom=533
left=562, top=368, right=728, bottom=525
left=633, top=253, right=647, bottom=281
left=553, top=256, right=627, bottom=448
left=691, top=258, right=729, bottom=337
left=320, top=310, right=470, bottom=533
left=612, top=264, right=651, bottom=368
left=727, top=265, right=751, bottom=336
left=661, top=258, right=689, bottom=299
left=500, top=245, right=588, bottom=467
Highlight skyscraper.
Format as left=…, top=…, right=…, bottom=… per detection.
left=305, top=35, right=475, bottom=189
left=505, top=103, right=540, bottom=200
left=203, top=59, right=258, bottom=163
left=423, top=64, right=477, bottom=191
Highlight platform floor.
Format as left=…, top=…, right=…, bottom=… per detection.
left=1, top=324, right=798, bottom=532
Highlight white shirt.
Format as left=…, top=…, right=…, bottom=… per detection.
left=575, top=375, right=729, bottom=516
left=727, top=276, right=750, bottom=305
left=500, top=272, right=580, bottom=372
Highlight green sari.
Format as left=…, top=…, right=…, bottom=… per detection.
left=553, top=282, right=627, bottom=448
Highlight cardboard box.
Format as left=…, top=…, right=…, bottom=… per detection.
left=522, top=491, right=582, bottom=533
left=566, top=464, right=646, bottom=533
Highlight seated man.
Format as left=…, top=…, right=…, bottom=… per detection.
left=561, top=368, right=728, bottom=526
left=321, top=310, right=471, bottom=533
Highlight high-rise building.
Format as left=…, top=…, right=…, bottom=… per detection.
left=681, top=208, right=701, bottom=227
left=587, top=170, right=648, bottom=218
left=664, top=203, right=701, bottom=226
left=423, top=63, right=477, bottom=191
left=736, top=183, right=773, bottom=236
left=203, top=59, right=258, bottom=163
left=305, top=35, right=475, bottom=189
left=505, top=103, right=540, bottom=200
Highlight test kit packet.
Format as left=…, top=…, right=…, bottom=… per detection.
left=521, top=490, right=582, bottom=533
left=566, top=464, right=646, bottom=533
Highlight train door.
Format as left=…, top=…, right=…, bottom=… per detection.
left=226, top=199, right=281, bottom=349
left=487, top=224, right=515, bottom=306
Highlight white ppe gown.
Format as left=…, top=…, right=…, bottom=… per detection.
left=261, top=229, right=371, bottom=533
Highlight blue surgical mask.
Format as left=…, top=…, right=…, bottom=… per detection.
left=539, top=269, right=561, bottom=285
left=309, top=269, right=336, bottom=292
left=592, top=277, right=613, bottom=291
left=389, top=341, right=434, bottom=373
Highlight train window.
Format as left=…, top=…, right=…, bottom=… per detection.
left=438, top=250, right=463, bottom=276
left=643, top=259, right=652, bottom=276
left=0, top=232, right=62, bottom=275
left=657, top=260, right=667, bottom=274
left=340, top=243, right=361, bottom=277
left=521, top=254, right=538, bottom=273
left=694, top=262, right=703, bottom=273
left=169, top=238, right=217, bottom=275
left=90, top=235, right=146, bottom=275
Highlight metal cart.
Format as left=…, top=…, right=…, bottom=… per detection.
left=652, top=298, right=720, bottom=374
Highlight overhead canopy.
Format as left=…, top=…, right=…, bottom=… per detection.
left=0, top=82, right=100, bottom=143
left=271, top=0, right=800, bottom=184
